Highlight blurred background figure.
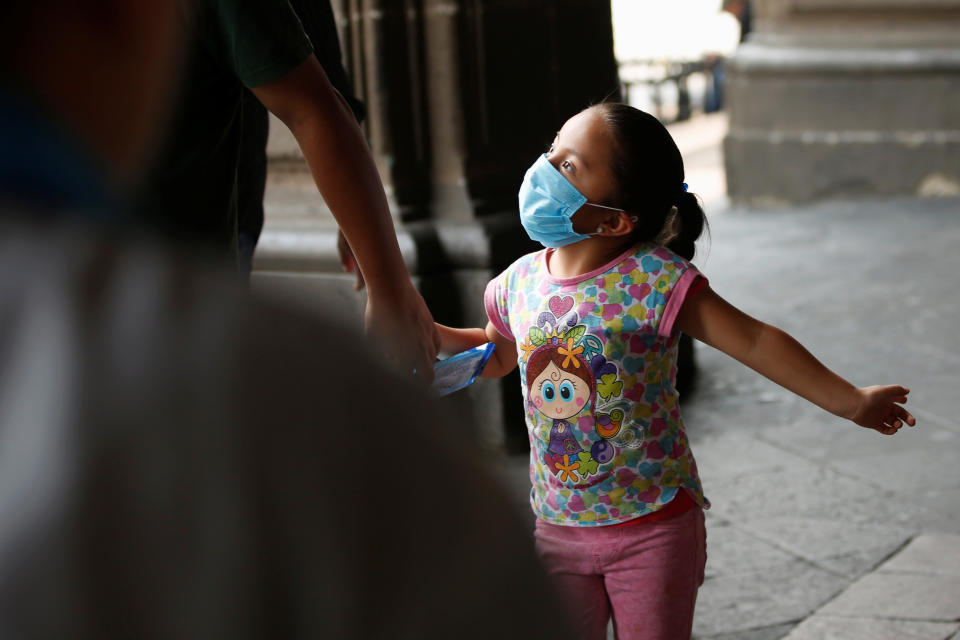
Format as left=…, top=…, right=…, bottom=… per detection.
left=703, top=0, right=751, bottom=113
left=721, top=0, right=752, bottom=42
left=0, top=1, right=573, bottom=637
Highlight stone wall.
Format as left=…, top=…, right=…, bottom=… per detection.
left=724, top=0, right=960, bottom=204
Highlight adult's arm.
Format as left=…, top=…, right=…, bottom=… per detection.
left=252, top=56, right=440, bottom=381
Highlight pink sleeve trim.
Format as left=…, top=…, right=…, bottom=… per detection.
left=658, top=270, right=708, bottom=339
left=484, top=277, right=514, bottom=341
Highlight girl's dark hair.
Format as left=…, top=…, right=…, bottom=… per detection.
left=592, top=103, right=708, bottom=260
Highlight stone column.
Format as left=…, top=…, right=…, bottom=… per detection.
left=414, top=0, right=620, bottom=451
left=724, top=0, right=960, bottom=204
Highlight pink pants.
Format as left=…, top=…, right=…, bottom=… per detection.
left=533, top=508, right=706, bottom=640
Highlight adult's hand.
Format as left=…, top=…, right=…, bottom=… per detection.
left=365, top=282, right=441, bottom=384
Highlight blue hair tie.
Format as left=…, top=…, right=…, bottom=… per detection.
left=674, top=183, right=689, bottom=207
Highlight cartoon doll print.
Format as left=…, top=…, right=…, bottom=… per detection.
left=526, top=345, right=593, bottom=459
left=522, top=295, right=630, bottom=484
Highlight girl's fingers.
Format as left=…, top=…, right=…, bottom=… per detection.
left=884, top=386, right=909, bottom=400
left=857, top=386, right=916, bottom=434
left=898, top=406, right=917, bottom=426
left=877, top=407, right=916, bottom=433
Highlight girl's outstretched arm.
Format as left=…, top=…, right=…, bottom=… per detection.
left=434, top=322, right=518, bottom=378
left=677, top=285, right=916, bottom=435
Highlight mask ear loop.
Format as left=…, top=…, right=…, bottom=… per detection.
left=584, top=202, right=623, bottom=212
left=594, top=215, right=639, bottom=236
left=585, top=202, right=626, bottom=237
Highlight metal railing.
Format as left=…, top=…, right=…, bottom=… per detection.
left=618, top=57, right=723, bottom=123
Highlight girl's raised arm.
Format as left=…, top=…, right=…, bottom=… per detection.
left=434, top=322, right=518, bottom=378
left=676, top=285, right=915, bottom=435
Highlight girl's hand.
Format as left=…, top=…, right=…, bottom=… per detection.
left=847, top=386, right=916, bottom=435
left=433, top=322, right=518, bottom=379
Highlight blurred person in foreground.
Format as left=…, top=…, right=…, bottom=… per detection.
left=140, top=0, right=438, bottom=382
left=0, top=2, right=570, bottom=638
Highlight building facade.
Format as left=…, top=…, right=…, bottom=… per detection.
left=724, top=0, right=960, bottom=204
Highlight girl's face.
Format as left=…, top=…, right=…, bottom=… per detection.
left=530, top=361, right=590, bottom=420
left=547, top=108, right=620, bottom=231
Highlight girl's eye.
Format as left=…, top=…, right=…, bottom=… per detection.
left=561, top=160, right=572, bottom=172
left=546, top=143, right=555, bottom=155
left=559, top=381, right=574, bottom=401
left=542, top=383, right=556, bottom=402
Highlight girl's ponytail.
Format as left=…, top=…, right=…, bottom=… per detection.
left=661, top=191, right=707, bottom=261
left=592, top=102, right=709, bottom=261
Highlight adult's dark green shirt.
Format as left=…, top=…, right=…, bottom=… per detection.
left=141, top=0, right=312, bottom=259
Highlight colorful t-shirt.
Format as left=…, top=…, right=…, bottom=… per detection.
left=485, top=243, right=710, bottom=526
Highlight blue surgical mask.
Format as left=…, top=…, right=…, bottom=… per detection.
left=518, top=154, right=622, bottom=248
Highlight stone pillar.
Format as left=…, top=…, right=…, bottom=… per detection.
left=258, top=0, right=620, bottom=451
left=419, top=0, right=620, bottom=451
left=724, top=0, right=960, bottom=204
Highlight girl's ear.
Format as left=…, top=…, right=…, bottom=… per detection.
left=601, top=211, right=637, bottom=237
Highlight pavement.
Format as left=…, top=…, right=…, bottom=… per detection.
left=492, top=114, right=960, bottom=639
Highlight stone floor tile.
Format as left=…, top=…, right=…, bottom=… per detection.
left=783, top=616, right=959, bottom=640
left=758, top=419, right=955, bottom=466
left=695, top=622, right=795, bottom=640
left=693, top=559, right=847, bottom=637
left=703, top=520, right=798, bottom=578
left=879, top=533, right=960, bottom=576
left=819, top=547, right=908, bottom=581
left=704, top=463, right=925, bottom=527
left=735, top=516, right=914, bottom=578
left=691, top=432, right=808, bottom=483
left=885, top=487, right=960, bottom=536
left=817, top=572, right=960, bottom=621
left=836, top=447, right=960, bottom=494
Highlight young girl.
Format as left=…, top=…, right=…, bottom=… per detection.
left=435, top=102, right=914, bottom=640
